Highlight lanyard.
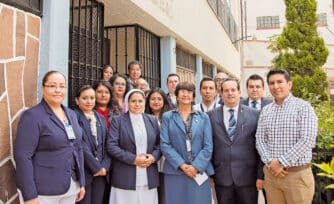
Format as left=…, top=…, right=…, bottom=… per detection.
left=183, top=115, right=193, bottom=162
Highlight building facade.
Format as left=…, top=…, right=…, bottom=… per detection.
left=0, top=0, right=241, bottom=203
left=240, top=0, right=334, bottom=98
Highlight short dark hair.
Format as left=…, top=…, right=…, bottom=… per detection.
left=200, top=77, right=216, bottom=89
left=266, top=68, right=291, bottom=83
left=175, top=82, right=196, bottom=98
left=166, top=73, right=180, bottom=83
left=246, top=74, right=264, bottom=87
left=42, top=70, right=65, bottom=86
left=145, top=88, right=171, bottom=119
left=221, top=78, right=240, bottom=92
left=127, top=60, right=142, bottom=70
left=75, top=84, right=94, bottom=98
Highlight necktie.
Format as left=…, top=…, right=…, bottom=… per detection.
left=251, top=100, right=257, bottom=109
left=228, top=109, right=236, bottom=141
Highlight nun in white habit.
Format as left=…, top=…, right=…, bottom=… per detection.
left=107, top=89, right=161, bottom=204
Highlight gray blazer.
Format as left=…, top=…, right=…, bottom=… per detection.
left=240, top=97, right=273, bottom=110
left=208, top=105, right=261, bottom=187
left=107, top=112, right=161, bottom=190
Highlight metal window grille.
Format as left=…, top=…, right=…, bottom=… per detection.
left=0, top=0, right=43, bottom=16
left=202, top=61, right=213, bottom=78
left=68, top=0, right=104, bottom=108
left=207, top=0, right=238, bottom=48
left=104, top=25, right=161, bottom=89
left=176, top=47, right=196, bottom=72
left=256, top=16, right=280, bottom=29
left=317, top=13, right=327, bottom=26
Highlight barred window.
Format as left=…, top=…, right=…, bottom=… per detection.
left=256, top=16, right=280, bottom=29
left=1, top=0, right=43, bottom=16
left=317, top=13, right=327, bottom=26
left=176, top=47, right=196, bottom=72
left=202, top=61, right=213, bottom=78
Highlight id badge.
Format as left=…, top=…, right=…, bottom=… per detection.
left=65, top=124, right=76, bottom=140
left=186, top=139, right=191, bottom=152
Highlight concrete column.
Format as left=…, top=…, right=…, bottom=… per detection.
left=160, top=36, right=176, bottom=92
left=212, top=64, right=217, bottom=78
left=195, top=55, right=203, bottom=104
left=39, top=0, right=70, bottom=103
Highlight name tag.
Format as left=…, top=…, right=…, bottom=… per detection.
left=186, top=139, right=191, bottom=152
left=65, top=124, right=76, bottom=140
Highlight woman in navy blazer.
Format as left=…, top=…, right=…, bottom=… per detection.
left=107, top=89, right=161, bottom=204
left=160, top=82, right=214, bottom=204
left=14, top=71, right=85, bottom=204
left=74, top=85, right=111, bottom=204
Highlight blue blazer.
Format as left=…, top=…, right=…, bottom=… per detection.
left=74, top=109, right=111, bottom=184
left=208, top=105, right=261, bottom=186
left=14, top=99, right=85, bottom=201
left=160, top=110, right=214, bottom=176
left=107, top=112, right=161, bottom=190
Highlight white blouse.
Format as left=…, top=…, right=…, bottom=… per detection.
left=129, top=112, right=148, bottom=187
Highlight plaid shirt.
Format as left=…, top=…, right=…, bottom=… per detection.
left=255, top=94, right=318, bottom=167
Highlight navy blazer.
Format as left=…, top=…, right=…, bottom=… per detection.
left=107, top=112, right=161, bottom=190
left=74, top=109, right=111, bottom=184
left=208, top=105, right=261, bottom=187
left=160, top=110, right=214, bottom=176
left=240, top=97, right=273, bottom=109
left=14, top=99, right=85, bottom=201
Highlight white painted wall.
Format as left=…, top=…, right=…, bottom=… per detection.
left=103, top=0, right=241, bottom=77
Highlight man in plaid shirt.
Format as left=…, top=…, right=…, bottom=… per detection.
left=256, top=69, right=318, bottom=204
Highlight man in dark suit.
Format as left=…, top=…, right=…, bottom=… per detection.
left=166, top=73, right=180, bottom=109
left=240, top=74, right=272, bottom=203
left=208, top=78, right=262, bottom=204
left=240, top=74, right=272, bottom=110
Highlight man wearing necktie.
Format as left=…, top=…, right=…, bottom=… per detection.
left=240, top=74, right=272, bottom=203
left=208, top=78, right=262, bottom=204
left=241, top=74, right=273, bottom=111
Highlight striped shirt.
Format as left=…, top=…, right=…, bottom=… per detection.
left=255, top=94, right=318, bottom=167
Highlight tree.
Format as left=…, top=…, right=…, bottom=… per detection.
left=269, top=0, right=329, bottom=101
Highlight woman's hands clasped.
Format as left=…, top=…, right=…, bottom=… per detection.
left=134, top=153, right=155, bottom=168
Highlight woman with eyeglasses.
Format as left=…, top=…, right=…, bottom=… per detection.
left=14, top=71, right=85, bottom=204
left=160, top=82, right=214, bottom=204
left=74, top=85, right=111, bottom=204
left=107, top=89, right=161, bottom=204
left=93, top=80, right=113, bottom=128
left=109, top=74, right=130, bottom=117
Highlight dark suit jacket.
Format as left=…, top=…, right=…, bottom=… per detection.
left=240, top=97, right=273, bottom=109
left=208, top=105, right=261, bottom=187
left=107, top=112, right=161, bottom=190
left=14, top=99, right=85, bottom=201
left=166, top=93, right=177, bottom=110
left=74, top=109, right=111, bottom=185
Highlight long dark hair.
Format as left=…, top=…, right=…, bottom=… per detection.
left=92, top=80, right=113, bottom=108
left=145, top=88, right=171, bottom=120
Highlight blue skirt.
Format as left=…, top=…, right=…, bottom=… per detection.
left=164, top=174, right=211, bottom=204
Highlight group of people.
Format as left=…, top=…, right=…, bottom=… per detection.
left=14, top=60, right=318, bottom=204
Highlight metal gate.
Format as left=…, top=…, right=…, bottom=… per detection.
left=68, top=0, right=104, bottom=107
left=104, top=25, right=161, bottom=88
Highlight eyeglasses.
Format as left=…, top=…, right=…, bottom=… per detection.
left=215, top=78, right=224, bottom=83
left=44, top=84, right=66, bottom=90
left=114, top=82, right=126, bottom=87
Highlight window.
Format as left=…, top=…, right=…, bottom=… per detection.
left=1, top=0, right=43, bottom=16
left=256, top=16, right=280, bottom=29
left=317, top=13, right=327, bottom=26
left=202, top=61, right=213, bottom=78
